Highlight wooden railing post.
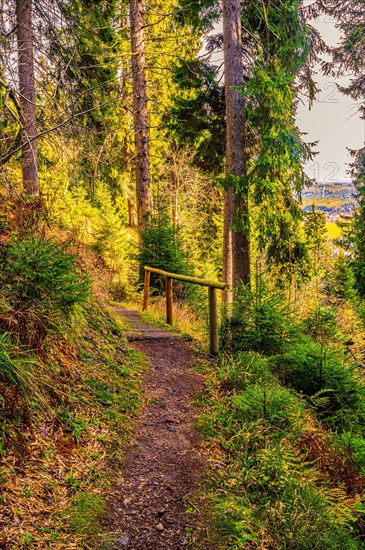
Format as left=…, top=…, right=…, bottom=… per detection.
left=166, top=276, right=173, bottom=325
left=208, top=286, right=218, bottom=355
left=143, top=266, right=226, bottom=351
left=143, top=269, right=150, bottom=311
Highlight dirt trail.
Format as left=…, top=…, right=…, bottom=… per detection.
left=105, top=308, right=209, bottom=549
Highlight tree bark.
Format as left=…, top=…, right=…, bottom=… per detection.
left=16, top=0, right=39, bottom=196
left=171, top=146, right=179, bottom=227
left=122, top=131, right=137, bottom=229
left=130, top=0, right=151, bottom=232
left=128, top=196, right=137, bottom=228
left=222, top=188, right=235, bottom=303
left=222, top=0, right=250, bottom=303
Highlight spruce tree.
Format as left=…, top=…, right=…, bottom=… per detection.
left=173, top=0, right=317, bottom=280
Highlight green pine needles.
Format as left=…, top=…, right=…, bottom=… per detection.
left=221, top=275, right=298, bottom=355
left=0, top=235, right=90, bottom=348
left=138, top=211, right=190, bottom=291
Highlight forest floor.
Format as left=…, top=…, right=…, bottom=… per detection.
left=103, top=308, right=213, bottom=549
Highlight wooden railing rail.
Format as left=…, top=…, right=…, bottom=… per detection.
left=142, top=265, right=227, bottom=355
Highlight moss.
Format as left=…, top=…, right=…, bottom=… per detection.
left=67, top=492, right=106, bottom=536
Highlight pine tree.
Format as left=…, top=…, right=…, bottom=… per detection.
left=351, top=150, right=365, bottom=295
left=304, top=205, right=328, bottom=252
left=322, top=1, right=365, bottom=293
left=222, top=0, right=250, bottom=300
left=173, top=0, right=317, bottom=280
left=322, top=0, right=365, bottom=118
left=130, top=0, right=151, bottom=232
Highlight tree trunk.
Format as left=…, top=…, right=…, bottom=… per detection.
left=130, top=0, right=151, bottom=232
left=222, top=188, right=235, bottom=303
left=128, top=196, right=137, bottom=228
left=123, top=131, right=137, bottom=229
left=16, top=0, right=39, bottom=196
left=171, top=146, right=179, bottom=227
left=222, top=0, right=250, bottom=303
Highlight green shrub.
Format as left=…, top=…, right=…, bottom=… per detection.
left=256, top=478, right=360, bottom=550
left=221, top=277, right=299, bottom=355
left=301, top=305, right=343, bottom=344
left=200, top=286, right=365, bottom=549
left=219, top=482, right=359, bottom=549
left=137, top=210, right=203, bottom=306
left=231, top=384, right=305, bottom=432
left=137, top=211, right=190, bottom=292
left=270, top=340, right=365, bottom=429
left=201, top=375, right=361, bottom=549
left=336, top=432, right=365, bottom=474
left=0, top=235, right=90, bottom=347
left=217, top=352, right=274, bottom=391
left=327, top=255, right=358, bottom=302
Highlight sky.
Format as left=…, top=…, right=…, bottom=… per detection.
left=296, top=14, right=365, bottom=183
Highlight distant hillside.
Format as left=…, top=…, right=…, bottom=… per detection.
left=301, top=182, right=356, bottom=219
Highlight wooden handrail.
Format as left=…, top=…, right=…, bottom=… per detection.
left=144, top=266, right=227, bottom=289
left=142, top=265, right=227, bottom=355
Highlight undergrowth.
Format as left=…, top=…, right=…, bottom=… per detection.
left=0, top=199, right=145, bottom=548
left=197, top=275, right=365, bottom=549
left=0, top=234, right=90, bottom=348
left=198, top=352, right=365, bottom=549
left=0, top=299, right=144, bottom=548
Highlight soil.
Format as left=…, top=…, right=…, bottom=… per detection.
left=104, top=309, right=211, bottom=549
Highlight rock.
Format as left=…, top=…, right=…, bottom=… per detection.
left=118, top=535, right=129, bottom=546
left=156, top=522, right=164, bottom=531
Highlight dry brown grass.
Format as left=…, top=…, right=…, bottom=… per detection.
left=0, top=303, right=144, bottom=548
left=125, top=295, right=213, bottom=349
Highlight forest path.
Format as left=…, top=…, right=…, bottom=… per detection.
left=104, top=307, right=210, bottom=549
